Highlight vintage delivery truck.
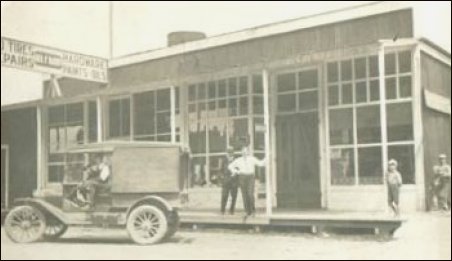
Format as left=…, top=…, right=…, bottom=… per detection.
left=4, top=142, right=190, bottom=245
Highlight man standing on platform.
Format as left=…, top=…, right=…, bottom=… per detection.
left=228, top=146, right=266, bottom=220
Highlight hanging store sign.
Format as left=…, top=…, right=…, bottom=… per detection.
left=1, top=37, right=108, bottom=83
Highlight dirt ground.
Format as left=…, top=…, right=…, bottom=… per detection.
left=1, top=212, right=450, bottom=260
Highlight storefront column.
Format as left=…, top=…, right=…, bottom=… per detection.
left=262, top=69, right=273, bottom=216
left=378, top=43, right=389, bottom=198
left=97, top=96, right=103, bottom=143
left=35, top=105, right=45, bottom=196
left=413, top=44, right=426, bottom=210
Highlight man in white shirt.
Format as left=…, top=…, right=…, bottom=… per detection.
left=228, top=146, right=266, bottom=218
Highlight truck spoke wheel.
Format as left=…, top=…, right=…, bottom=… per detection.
left=44, top=220, right=68, bottom=240
left=5, top=206, right=46, bottom=243
left=127, top=205, right=168, bottom=245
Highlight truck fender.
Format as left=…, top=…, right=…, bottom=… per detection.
left=13, top=198, right=68, bottom=225
left=126, top=195, right=175, bottom=219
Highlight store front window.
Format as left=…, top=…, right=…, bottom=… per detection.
left=328, top=50, right=415, bottom=186
left=187, top=75, right=265, bottom=189
left=47, top=101, right=97, bottom=183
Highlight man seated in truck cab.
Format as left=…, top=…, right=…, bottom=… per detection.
left=69, top=155, right=111, bottom=208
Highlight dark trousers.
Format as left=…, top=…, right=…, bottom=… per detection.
left=221, top=176, right=238, bottom=214
left=238, top=175, right=255, bottom=215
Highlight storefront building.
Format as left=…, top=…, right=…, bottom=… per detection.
left=1, top=2, right=450, bottom=213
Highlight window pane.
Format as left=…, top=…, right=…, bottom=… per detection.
left=134, top=91, right=155, bottom=136
left=254, top=118, right=265, bottom=151
left=109, top=100, right=121, bottom=138
left=341, top=83, right=353, bottom=104
left=327, top=62, right=339, bottom=83
left=218, top=99, right=228, bottom=117
left=189, top=85, right=197, bottom=101
left=299, top=91, right=318, bottom=111
left=253, top=75, right=263, bottom=94
left=156, top=89, right=171, bottom=111
left=358, top=147, right=383, bottom=185
left=228, top=98, right=238, bottom=116
left=88, top=101, right=98, bottom=143
left=278, top=94, right=296, bottom=112
left=253, top=96, right=264, bottom=114
left=48, top=105, right=65, bottom=125
left=277, top=73, right=296, bottom=92
left=208, top=81, right=216, bottom=99
left=387, top=102, right=414, bottom=141
left=48, top=165, right=65, bottom=183
left=399, top=76, right=412, bottom=98
left=385, top=77, right=397, bottom=100
left=67, top=103, right=84, bottom=123
left=355, top=81, right=367, bottom=103
left=189, top=121, right=207, bottom=154
left=228, top=78, right=237, bottom=96
left=67, top=124, right=84, bottom=148
left=328, top=85, right=339, bottom=106
left=354, top=57, right=367, bottom=80
left=218, top=80, right=227, bottom=97
left=208, top=120, right=227, bottom=153
left=369, top=56, right=379, bottom=78
left=157, top=112, right=171, bottom=134
left=330, top=148, right=355, bottom=185
left=398, top=51, right=412, bottom=74
left=121, top=99, right=131, bottom=136
left=329, top=108, right=354, bottom=145
left=385, top=53, right=396, bottom=75
left=239, top=77, right=248, bottom=95
left=341, top=60, right=352, bottom=81
left=239, top=97, right=249, bottom=115
left=198, top=83, right=207, bottom=100
left=357, top=105, right=381, bottom=144
left=388, top=145, right=415, bottom=184
left=228, top=118, right=249, bottom=150
left=191, top=157, right=207, bottom=187
left=49, top=127, right=66, bottom=152
left=369, top=80, right=380, bottom=101
left=157, top=135, right=171, bottom=142
left=299, top=70, right=318, bottom=90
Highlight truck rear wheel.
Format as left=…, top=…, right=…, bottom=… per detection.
left=4, top=206, right=46, bottom=243
left=127, top=205, right=168, bottom=245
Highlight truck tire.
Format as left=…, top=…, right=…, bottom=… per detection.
left=127, top=205, right=168, bottom=245
left=4, top=206, right=47, bottom=243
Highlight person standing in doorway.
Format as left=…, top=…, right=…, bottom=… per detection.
left=220, top=147, right=239, bottom=215
left=386, top=159, right=403, bottom=217
left=228, top=146, right=266, bottom=220
left=434, top=154, right=451, bottom=211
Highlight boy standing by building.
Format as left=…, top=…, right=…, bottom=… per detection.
left=434, top=154, right=451, bottom=211
left=386, top=159, right=403, bottom=217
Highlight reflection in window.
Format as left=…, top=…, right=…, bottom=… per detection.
left=387, top=102, right=414, bottom=142
left=189, top=121, right=207, bottom=154
left=229, top=118, right=249, bottom=150
left=357, top=105, right=381, bottom=144
left=208, top=120, right=227, bottom=153
left=330, top=148, right=355, bottom=185
left=329, top=109, right=354, bottom=145
left=358, top=147, right=383, bottom=185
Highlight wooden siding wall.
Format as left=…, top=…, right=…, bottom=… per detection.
left=110, top=10, right=413, bottom=89
left=421, top=53, right=451, bottom=210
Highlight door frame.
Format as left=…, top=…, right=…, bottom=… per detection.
left=270, top=64, right=327, bottom=209
left=1, top=144, right=9, bottom=209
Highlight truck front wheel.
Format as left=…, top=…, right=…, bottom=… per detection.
left=127, top=205, right=168, bottom=245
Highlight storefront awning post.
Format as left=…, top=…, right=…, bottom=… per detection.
left=263, top=69, right=273, bottom=216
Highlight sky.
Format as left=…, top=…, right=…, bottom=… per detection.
left=1, top=1, right=451, bottom=105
